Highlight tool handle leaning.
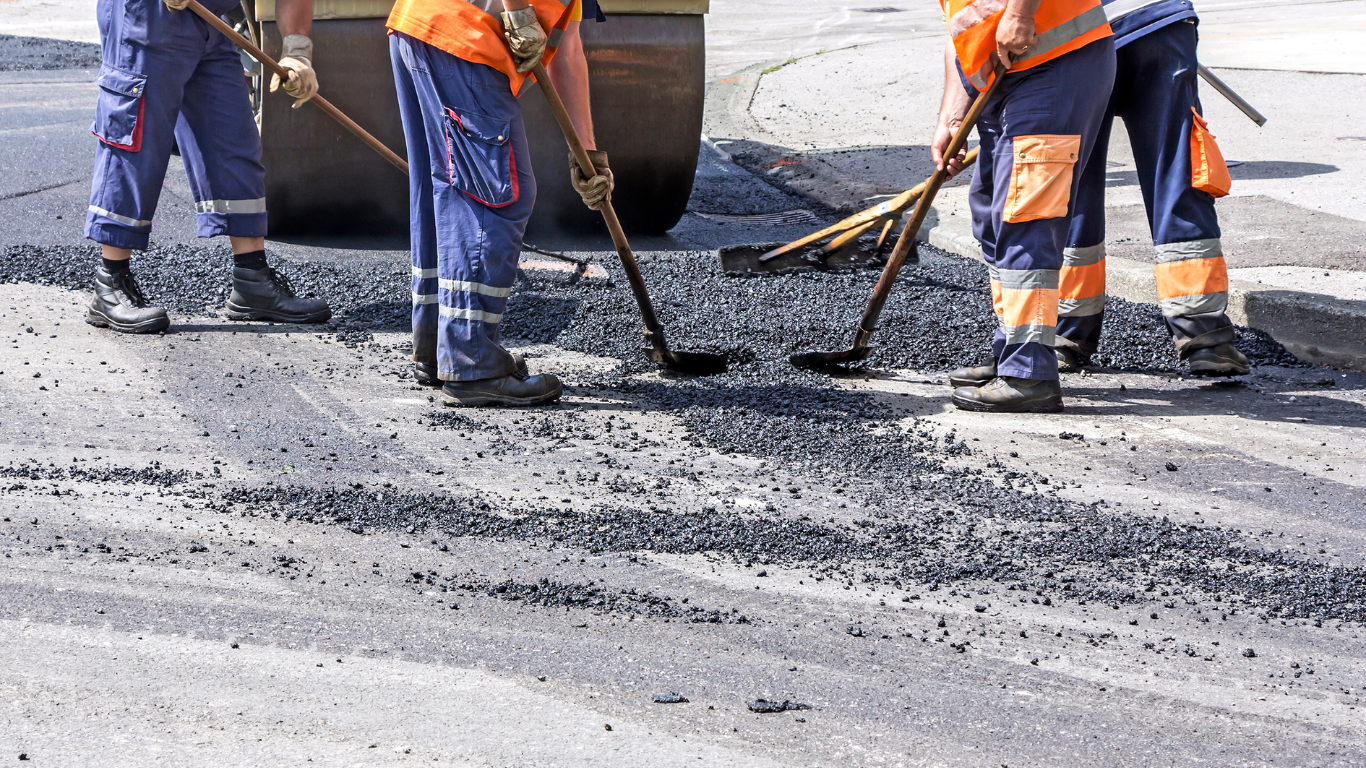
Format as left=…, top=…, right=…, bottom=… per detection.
left=856, top=62, right=1007, bottom=339
left=530, top=61, right=665, bottom=338
left=759, top=147, right=979, bottom=264
left=1197, top=64, right=1267, bottom=127
left=184, top=0, right=410, bottom=174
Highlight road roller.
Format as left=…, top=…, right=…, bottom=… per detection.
left=238, top=0, right=706, bottom=237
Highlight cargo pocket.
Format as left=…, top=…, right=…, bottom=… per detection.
left=91, top=65, right=147, bottom=152
left=443, top=107, right=518, bottom=208
left=1003, top=134, right=1080, bottom=224
left=1190, top=107, right=1231, bottom=198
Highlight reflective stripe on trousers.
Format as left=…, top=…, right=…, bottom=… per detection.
left=990, top=266, right=1060, bottom=346
left=1058, top=243, right=1106, bottom=318
left=1154, top=238, right=1228, bottom=317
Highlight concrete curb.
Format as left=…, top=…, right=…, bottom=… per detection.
left=703, top=62, right=1366, bottom=372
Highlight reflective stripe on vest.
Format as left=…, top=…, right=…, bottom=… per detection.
left=1102, top=0, right=1167, bottom=23
left=388, top=0, right=578, bottom=96
left=943, top=0, right=1112, bottom=89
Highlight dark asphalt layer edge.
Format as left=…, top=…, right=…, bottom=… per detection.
left=703, top=60, right=1366, bottom=373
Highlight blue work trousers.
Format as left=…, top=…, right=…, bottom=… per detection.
left=85, top=0, right=266, bottom=251
left=968, top=38, right=1116, bottom=380
left=1062, top=20, right=1234, bottom=357
left=390, top=32, right=536, bottom=382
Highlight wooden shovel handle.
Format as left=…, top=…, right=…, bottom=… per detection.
left=530, top=60, right=667, bottom=339
left=185, top=0, right=409, bottom=174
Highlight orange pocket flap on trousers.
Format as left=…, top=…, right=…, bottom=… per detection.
left=1190, top=107, right=1231, bottom=198
left=1004, top=134, right=1081, bottom=224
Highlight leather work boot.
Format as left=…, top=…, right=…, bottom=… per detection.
left=948, top=360, right=997, bottom=388
left=1186, top=342, right=1250, bottom=377
left=415, top=353, right=526, bottom=387
left=86, top=265, right=170, bottom=334
left=442, top=370, right=562, bottom=407
left=952, top=376, right=1064, bottom=413
left=226, top=266, right=331, bottom=324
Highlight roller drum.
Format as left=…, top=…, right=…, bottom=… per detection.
left=257, top=12, right=704, bottom=237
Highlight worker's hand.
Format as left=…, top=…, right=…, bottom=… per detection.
left=500, top=7, right=548, bottom=74
left=163, top=0, right=190, bottom=10
left=269, top=34, right=318, bottom=109
left=569, top=150, right=613, bottom=210
left=932, top=117, right=968, bottom=178
left=994, top=7, right=1036, bottom=69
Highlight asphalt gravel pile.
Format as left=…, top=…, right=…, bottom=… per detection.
left=0, top=34, right=102, bottom=71
left=442, top=575, right=744, bottom=623
left=607, top=377, right=1366, bottom=621
left=1, top=242, right=1302, bottom=372
left=1, top=461, right=200, bottom=487
left=515, top=248, right=1302, bottom=373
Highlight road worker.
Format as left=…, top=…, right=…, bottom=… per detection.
left=85, top=0, right=331, bottom=333
left=389, top=0, right=609, bottom=407
left=936, top=0, right=1116, bottom=412
left=1053, top=1, right=1249, bottom=376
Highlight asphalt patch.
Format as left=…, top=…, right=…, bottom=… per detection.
left=0, top=34, right=101, bottom=72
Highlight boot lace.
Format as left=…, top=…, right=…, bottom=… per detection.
left=264, top=267, right=299, bottom=298
left=114, top=271, right=153, bottom=308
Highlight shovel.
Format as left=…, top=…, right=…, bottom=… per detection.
left=717, top=147, right=979, bottom=275
left=185, top=0, right=408, bottom=173
left=531, top=61, right=727, bottom=375
left=790, top=62, right=1006, bottom=369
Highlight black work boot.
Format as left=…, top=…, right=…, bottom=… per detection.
left=1186, top=342, right=1250, bottom=377
left=86, top=265, right=170, bottom=334
left=226, top=266, right=331, bottom=324
left=948, top=360, right=997, bottom=388
left=952, top=376, right=1064, bottom=413
left=415, top=353, right=526, bottom=386
left=442, top=370, right=563, bottom=407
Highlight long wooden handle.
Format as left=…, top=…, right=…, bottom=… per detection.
left=854, top=63, right=1007, bottom=342
left=759, top=147, right=979, bottom=263
left=185, top=0, right=409, bottom=174
left=530, top=61, right=665, bottom=337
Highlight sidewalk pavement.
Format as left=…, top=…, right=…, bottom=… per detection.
left=703, top=1, right=1366, bottom=370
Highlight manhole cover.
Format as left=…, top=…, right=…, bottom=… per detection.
left=692, top=210, right=820, bottom=226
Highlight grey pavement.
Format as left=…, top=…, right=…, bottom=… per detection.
left=3, top=5, right=1366, bottom=766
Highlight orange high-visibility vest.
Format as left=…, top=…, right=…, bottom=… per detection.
left=388, top=0, right=580, bottom=95
left=941, top=0, right=1112, bottom=89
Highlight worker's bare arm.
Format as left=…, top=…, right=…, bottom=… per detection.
left=274, top=0, right=313, bottom=38
left=932, top=41, right=972, bottom=177
left=547, top=21, right=596, bottom=150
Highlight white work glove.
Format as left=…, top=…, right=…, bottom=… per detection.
left=270, top=34, right=319, bottom=109
left=569, top=150, right=613, bottom=210
left=499, top=7, right=548, bottom=74
left=163, top=0, right=191, bottom=9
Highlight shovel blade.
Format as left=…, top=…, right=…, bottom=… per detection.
left=718, top=243, right=813, bottom=275
left=646, top=347, right=728, bottom=376
left=719, top=242, right=887, bottom=277
left=789, top=345, right=873, bottom=370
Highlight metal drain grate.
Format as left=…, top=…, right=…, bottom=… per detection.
left=692, top=209, right=820, bottom=226
left=858, top=6, right=906, bottom=12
